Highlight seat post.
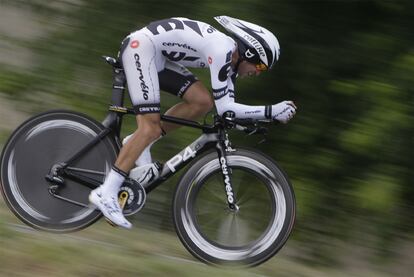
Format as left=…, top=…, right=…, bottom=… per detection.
left=101, top=56, right=127, bottom=138
left=111, top=65, right=126, bottom=107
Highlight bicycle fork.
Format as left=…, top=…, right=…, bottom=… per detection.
left=216, top=133, right=239, bottom=211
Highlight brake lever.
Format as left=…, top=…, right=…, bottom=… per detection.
left=257, top=127, right=268, bottom=144
left=233, top=122, right=268, bottom=145
left=257, top=134, right=267, bottom=145
left=245, top=126, right=268, bottom=136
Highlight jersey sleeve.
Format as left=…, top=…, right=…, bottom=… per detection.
left=205, top=38, right=234, bottom=101
left=214, top=86, right=273, bottom=120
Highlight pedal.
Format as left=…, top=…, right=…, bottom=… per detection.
left=118, top=191, right=129, bottom=210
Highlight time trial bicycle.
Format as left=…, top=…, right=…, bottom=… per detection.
left=0, top=56, right=295, bottom=266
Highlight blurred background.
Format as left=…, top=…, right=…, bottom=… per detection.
left=0, top=0, right=413, bottom=276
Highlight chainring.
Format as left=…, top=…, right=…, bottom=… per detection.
left=118, top=178, right=146, bottom=216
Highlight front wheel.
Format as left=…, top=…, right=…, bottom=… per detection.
left=173, top=148, right=296, bottom=267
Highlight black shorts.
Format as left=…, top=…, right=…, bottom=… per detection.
left=119, top=34, right=198, bottom=114
left=158, top=61, right=198, bottom=98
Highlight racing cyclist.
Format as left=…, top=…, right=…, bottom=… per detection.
left=89, top=16, right=297, bottom=228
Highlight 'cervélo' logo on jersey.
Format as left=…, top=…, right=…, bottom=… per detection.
left=162, top=42, right=197, bottom=52
left=162, top=51, right=199, bottom=62
left=133, top=54, right=149, bottom=100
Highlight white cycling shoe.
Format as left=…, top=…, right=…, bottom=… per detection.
left=89, top=187, right=132, bottom=229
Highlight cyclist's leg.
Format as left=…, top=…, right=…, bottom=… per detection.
left=116, top=113, right=162, bottom=172
left=117, top=30, right=163, bottom=171
left=126, top=63, right=213, bottom=167
left=126, top=88, right=211, bottom=166
left=162, top=81, right=213, bottom=133
left=158, top=62, right=214, bottom=133
left=90, top=30, right=162, bottom=228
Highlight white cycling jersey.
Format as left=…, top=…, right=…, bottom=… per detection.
left=120, top=17, right=273, bottom=120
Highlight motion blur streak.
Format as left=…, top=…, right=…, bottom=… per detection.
left=0, top=0, right=413, bottom=276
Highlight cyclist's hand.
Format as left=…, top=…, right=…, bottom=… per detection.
left=272, top=101, right=297, bottom=124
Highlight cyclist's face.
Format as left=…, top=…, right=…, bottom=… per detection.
left=237, top=61, right=262, bottom=78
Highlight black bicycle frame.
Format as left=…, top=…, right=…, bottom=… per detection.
left=48, top=56, right=237, bottom=207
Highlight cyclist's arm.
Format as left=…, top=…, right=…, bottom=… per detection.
left=214, top=82, right=296, bottom=123
left=214, top=88, right=272, bottom=120
left=207, top=40, right=296, bottom=122
left=206, top=40, right=267, bottom=120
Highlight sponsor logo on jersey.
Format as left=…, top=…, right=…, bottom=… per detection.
left=133, top=54, right=149, bottom=100
left=274, top=106, right=291, bottom=118
left=218, top=63, right=232, bottom=82
left=245, top=110, right=261, bottom=115
left=162, top=42, right=197, bottom=52
left=206, top=26, right=217, bottom=34
left=147, top=18, right=203, bottom=37
left=130, top=40, right=140, bottom=48
left=212, top=86, right=228, bottom=100
left=218, top=51, right=232, bottom=82
left=223, top=110, right=236, bottom=118
left=137, top=106, right=160, bottom=113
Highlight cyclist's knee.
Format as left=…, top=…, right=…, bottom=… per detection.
left=184, top=82, right=214, bottom=115
left=136, top=114, right=162, bottom=142
left=194, top=94, right=214, bottom=114
left=137, top=124, right=162, bottom=143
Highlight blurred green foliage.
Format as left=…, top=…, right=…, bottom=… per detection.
left=1, top=0, right=414, bottom=274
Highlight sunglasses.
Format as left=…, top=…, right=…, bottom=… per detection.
left=255, top=63, right=268, bottom=71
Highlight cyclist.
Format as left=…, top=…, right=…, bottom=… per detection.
left=89, top=16, right=297, bottom=228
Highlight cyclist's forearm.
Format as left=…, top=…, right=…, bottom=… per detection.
left=215, top=101, right=272, bottom=120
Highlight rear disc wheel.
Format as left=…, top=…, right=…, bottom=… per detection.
left=0, top=110, right=119, bottom=232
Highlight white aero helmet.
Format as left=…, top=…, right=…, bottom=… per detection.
left=214, top=15, right=280, bottom=70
